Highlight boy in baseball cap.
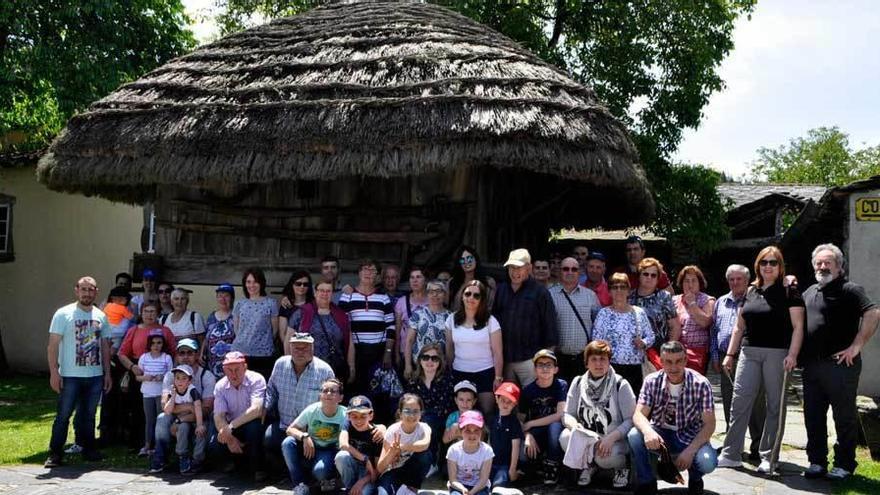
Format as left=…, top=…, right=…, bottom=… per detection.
left=337, top=396, right=381, bottom=495
left=521, top=349, right=567, bottom=484
left=490, top=382, right=523, bottom=489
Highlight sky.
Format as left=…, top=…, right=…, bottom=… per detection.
left=181, top=0, right=880, bottom=180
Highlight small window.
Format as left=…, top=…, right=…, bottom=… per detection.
left=0, top=194, right=14, bottom=262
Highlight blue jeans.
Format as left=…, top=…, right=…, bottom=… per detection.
left=377, top=450, right=432, bottom=495
left=627, top=426, right=717, bottom=485
left=281, top=436, right=338, bottom=485
left=49, top=376, right=103, bottom=456
left=490, top=464, right=510, bottom=487
left=422, top=412, right=445, bottom=463
left=154, top=413, right=209, bottom=464
left=529, top=422, right=564, bottom=462
left=335, top=450, right=376, bottom=495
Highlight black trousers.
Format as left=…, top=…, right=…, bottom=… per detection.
left=556, top=352, right=586, bottom=385
left=614, top=363, right=644, bottom=397
left=803, top=356, right=861, bottom=472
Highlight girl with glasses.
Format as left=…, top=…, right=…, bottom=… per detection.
left=445, top=280, right=504, bottom=415
left=404, top=343, right=454, bottom=473
left=718, top=246, right=805, bottom=474
left=449, top=246, right=496, bottom=312
left=377, top=394, right=433, bottom=495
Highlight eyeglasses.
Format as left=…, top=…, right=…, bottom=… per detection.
left=535, top=362, right=556, bottom=369
left=315, top=288, right=333, bottom=294
left=759, top=259, right=779, bottom=267
left=459, top=255, right=475, bottom=265
left=401, top=408, right=421, bottom=416
left=561, top=267, right=578, bottom=272
left=293, top=281, right=310, bottom=288
left=610, top=284, right=630, bottom=291
left=463, top=291, right=482, bottom=300
left=640, top=272, right=658, bottom=278
left=419, top=354, right=441, bottom=362
left=427, top=289, right=444, bottom=295
left=321, top=388, right=340, bottom=394
left=177, top=350, right=195, bottom=356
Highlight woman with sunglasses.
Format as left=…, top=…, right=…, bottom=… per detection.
left=157, top=282, right=175, bottom=317
left=592, top=273, right=654, bottom=396
left=404, top=280, right=451, bottom=381
left=280, top=270, right=315, bottom=354
left=290, top=280, right=354, bottom=383
left=405, top=342, right=454, bottom=471
left=718, top=246, right=804, bottom=473
left=445, top=280, right=504, bottom=415
left=629, top=258, right=681, bottom=371
left=448, top=246, right=496, bottom=312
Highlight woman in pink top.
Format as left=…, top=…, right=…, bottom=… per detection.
left=673, top=265, right=716, bottom=372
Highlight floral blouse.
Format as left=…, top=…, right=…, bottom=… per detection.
left=629, top=289, right=676, bottom=351
left=407, top=306, right=451, bottom=362
left=592, top=306, right=654, bottom=365
left=205, top=312, right=235, bottom=378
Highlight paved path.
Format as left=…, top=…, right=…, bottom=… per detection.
left=0, top=371, right=838, bottom=495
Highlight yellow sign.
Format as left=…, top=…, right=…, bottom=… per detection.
left=855, top=197, right=880, bottom=221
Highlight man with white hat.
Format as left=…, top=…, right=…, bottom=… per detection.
left=492, top=249, right=558, bottom=387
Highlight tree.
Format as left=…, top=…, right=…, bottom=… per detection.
left=214, top=0, right=753, bottom=254
left=0, top=1, right=196, bottom=153
left=750, top=126, right=880, bottom=186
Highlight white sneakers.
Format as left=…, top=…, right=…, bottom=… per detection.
left=577, top=466, right=596, bottom=486
left=293, top=482, right=310, bottom=495
left=612, top=468, right=630, bottom=488
left=716, top=456, right=743, bottom=469
left=757, top=460, right=773, bottom=474
left=826, top=467, right=851, bottom=480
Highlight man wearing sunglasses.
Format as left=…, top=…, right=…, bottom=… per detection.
left=550, top=258, right=600, bottom=382
left=493, top=248, right=558, bottom=387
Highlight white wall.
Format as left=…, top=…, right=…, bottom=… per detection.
left=0, top=167, right=142, bottom=373
left=846, top=189, right=880, bottom=396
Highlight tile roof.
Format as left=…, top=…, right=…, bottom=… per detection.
left=717, top=183, right=827, bottom=209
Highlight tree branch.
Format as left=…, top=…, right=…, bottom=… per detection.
left=548, top=0, right=568, bottom=49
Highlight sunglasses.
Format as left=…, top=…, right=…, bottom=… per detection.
left=640, top=272, right=658, bottom=278
left=759, top=259, right=780, bottom=267
left=610, top=284, right=630, bottom=291
left=459, top=255, right=475, bottom=265
left=419, top=354, right=441, bottom=362
left=561, top=267, right=578, bottom=272
left=293, top=281, right=310, bottom=288
left=463, top=291, right=482, bottom=300
left=401, top=408, right=422, bottom=416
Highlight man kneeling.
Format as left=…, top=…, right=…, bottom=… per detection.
left=627, top=341, right=717, bottom=495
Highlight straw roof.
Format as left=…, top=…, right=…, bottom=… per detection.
left=37, top=0, right=653, bottom=224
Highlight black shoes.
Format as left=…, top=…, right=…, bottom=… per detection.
left=634, top=481, right=658, bottom=495
left=44, top=454, right=63, bottom=468
left=688, top=477, right=704, bottom=495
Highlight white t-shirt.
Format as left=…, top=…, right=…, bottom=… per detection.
left=661, top=382, right=683, bottom=431
left=446, top=314, right=500, bottom=373
left=138, top=352, right=173, bottom=398
left=447, top=440, right=494, bottom=486
left=384, top=421, right=429, bottom=470
left=162, top=365, right=216, bottom=399
left=160, top=310, right=206, bottom=340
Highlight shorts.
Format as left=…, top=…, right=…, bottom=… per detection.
left=453, top=367, right=495, bottom=394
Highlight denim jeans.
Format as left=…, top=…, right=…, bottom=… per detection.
left=422, top=412, right=445, bottom=463
left=377, top=450, right=432, bottom=495
left=529, top=422, right=564, bottom=462
left=142, top=397, right=162, bottom=449
left=335, top=450, right=376, bottom=495
left=208, top=418, right=265, bottom=472
left=281, top=436, right=338, bottom=485
left=490, top=464, right=510, bottom=487
left=627, top=426, right=717, bottom=485
left=49, top=376, right=104, bottom=456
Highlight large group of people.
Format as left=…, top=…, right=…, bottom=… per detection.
left=44, top=241, right=878, bottom=495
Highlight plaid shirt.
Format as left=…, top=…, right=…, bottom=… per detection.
left=550, top=284, right=600, bottom=355
left=638, top=368, right=714, bottom=445
left=264, top=355, right=336, bottom=429
left=709, top=292, right=744, bottom=363
left=674, top=292, right=713, bottom=352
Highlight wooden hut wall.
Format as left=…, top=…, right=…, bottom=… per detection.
left=153, top=170, right=480, bottom=285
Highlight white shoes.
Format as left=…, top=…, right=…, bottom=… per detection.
left=64, top=444, right=83, bottom=454
left=826, top=467, right=851, bottom=480
left=757, top=460, right=773, bottom=473
left=612, top=468, right=630, bottom=488
left=293, top=482, right=310, bottom=495
left=717, top=456, right=743, bottom=469
left=577, top=466, right=596, bottom=486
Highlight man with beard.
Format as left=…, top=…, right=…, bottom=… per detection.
left=800, top=243, right=879, bottom=481
left=45, top=276, right=113, bottom=467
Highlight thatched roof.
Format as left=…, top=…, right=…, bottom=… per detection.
left=37, top=0, right=653, bottom=225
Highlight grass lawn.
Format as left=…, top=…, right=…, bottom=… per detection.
left=833, top=447, right=880, bottom=495
left=0, top=374, right=141, bottom=469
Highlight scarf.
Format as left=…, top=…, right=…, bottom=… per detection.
left=578, top=366, right=618, bottom=436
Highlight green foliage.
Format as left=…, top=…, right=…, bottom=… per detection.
left=0, top=0, right=196, bottom=153
left=751, top=126, right=880, bottom=186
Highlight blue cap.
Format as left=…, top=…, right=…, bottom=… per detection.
left=216, top=283, right=235, bottom=294
left=177, top=338, right=199, bottom=351
left=587, top=251, right=607, bottom=262
left=142, top=269, right=156, bottom=280
left=348, top=395, right=373, bottom=413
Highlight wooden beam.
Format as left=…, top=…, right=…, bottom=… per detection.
left=158, top=220, right=441, bottom=244
left=168, top=199, right=472, bottom=219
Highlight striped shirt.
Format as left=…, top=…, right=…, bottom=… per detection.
left=638, top=368, right=714, bottom=445
left=710, top=292, right=743, bottom=363
left=550, top=284, right=600, bottom=355
left=338, top=290, right=395, bottom=345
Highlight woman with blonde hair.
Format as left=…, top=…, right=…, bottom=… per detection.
left=717, top=246, right=804, bottom=473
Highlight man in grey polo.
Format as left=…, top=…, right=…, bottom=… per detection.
left=264, top=333, right=335, bottom=461
left=801, top=243, right=879, bottom=480
left=550, top=257, right=599, bottom=382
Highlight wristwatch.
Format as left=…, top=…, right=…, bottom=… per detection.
left=301, top=432, right=310, bottom=440
left=228, top=422, right=235, bottom=431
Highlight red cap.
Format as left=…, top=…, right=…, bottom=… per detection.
left=494, top=381, right=520, bottom=404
